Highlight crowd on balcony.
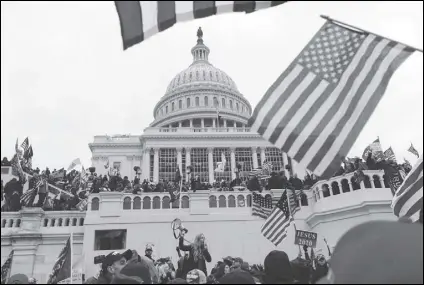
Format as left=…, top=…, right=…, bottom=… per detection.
left=0, top=148, right=414, bottom=214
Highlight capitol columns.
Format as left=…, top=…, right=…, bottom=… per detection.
left=153, top=148, right=160, bottom=183
left=251, top=147, right=259, bottom=169
left=185, top=147, right=191, bottom=181
left=260, top=148, right=266, bottom=166
left=230, top=147, right=236, bottom=180
left=141, top=148, right=150, bottom=181
left=282, top=152, right=290, bottom=178
left=176, top=147, right=183, bottom=174
left=208, top=147, right=214, bottom=183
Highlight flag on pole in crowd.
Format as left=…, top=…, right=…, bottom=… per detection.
left=10, top=154, right=27, bottom=184
left=261, top=190, right=295, bottom=246
left=384, top=147, right=397, bottom=162
left=20, top=177, right=45, bottom=207
left=362, top=138, right=385, bottom=162
left=288, top=189, right=301, bottom=216
left=252, top=192, right=273, bottom=219
left=115, top=1, right=287, bottom=50
left=67, top=158, right=82, bottom=171
left=20, top=137, right=29, bottom=152
left=262, top=160, right=273, bottom=174
left=104, top=160, right=110, bottom=169
left=408, top=143, right=420, bottom=158
left=24, top=145, right=34, bottom=160
left=1, top=250, right=13, bottom=284
left=248, top=18, right=414, bottom=180
left=47, top=236, right=72, bottom=284
left=392, top=157, right=423, bottom=222
left=15, top=138, right=19, bottom=153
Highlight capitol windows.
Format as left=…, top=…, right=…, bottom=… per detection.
left=213, top=97, right=218, bottom=107
left=235, top=148, right=253, bottom=180
left=159, top=148, right=177, bottom=182
left=94, top=229, right=127, bottom=251
left=195, top=97, right=200, bottom=106
left=172, top=102, right=175, bottom=111
left=187, top=98, right=191, bottom=107
left=265, top=147, right=284, bottom=172
left=204, top=96, right=209, bottom=106
left=150, top=149, right=154, bottom=182
left=236, top=103, right=239, bottom=112
left=221, top=98, right=226, bottom=108
left=213, top=148, right=232, bottom=182
left=190, top=148, right=209, bottom=182
left=229, top=100, right=233, bottom=109
left=166, top=106, right=169, bottom=114
left=179, top=100, right=182, bottom=109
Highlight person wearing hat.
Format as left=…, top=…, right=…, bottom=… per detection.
left=219, top=270, right=256, bottom=284
left=87, top=251, right=127, bottom=284
left=145, top=244, right=155, bottom=263
left=263, top=250, right=294, bottom=284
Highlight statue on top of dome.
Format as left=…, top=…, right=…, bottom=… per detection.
left=197, top=27, right=203, bottom=39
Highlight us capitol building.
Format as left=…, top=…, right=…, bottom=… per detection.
left=90, top=29, right=297, bottom=182
left=1, top=29, right=397, bottom=283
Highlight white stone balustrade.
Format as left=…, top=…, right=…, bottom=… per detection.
left=143, top=127, right=252, bottom=134
left=309, top=170, right=387, bottom=202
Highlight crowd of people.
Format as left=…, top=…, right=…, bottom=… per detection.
left=0, top=150, right=414, bottom=213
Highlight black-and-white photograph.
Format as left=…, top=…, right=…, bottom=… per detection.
left=1, top=1, right=422, bottom=284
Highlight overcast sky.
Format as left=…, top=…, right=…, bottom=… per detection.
left=1, top=1, right=423, bottom=170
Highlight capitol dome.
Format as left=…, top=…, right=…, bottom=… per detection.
left=151, top=28, right=252, bottom=129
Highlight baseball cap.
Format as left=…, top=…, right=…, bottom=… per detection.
left=145, top=245, right=153, bottom=251
left=186, top=269, right=207, bottom=284
left=102, top=251, right=125, bottom=271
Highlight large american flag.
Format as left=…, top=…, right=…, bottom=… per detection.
left=249, top=21, right=414, bottom=179
left=20, top=177, right=45, bottom=207
left=252, top=192, right=272, bottom=219
left=261, top=190, right=295, bottom=246
left=1, top=250, right=13, bottom=284
left=115, top=1, right=287, bottom=49
left=392, top=157, right=423, bottom=222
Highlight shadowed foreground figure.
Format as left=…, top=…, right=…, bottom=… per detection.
left=318, top=220, right=423, bottom=284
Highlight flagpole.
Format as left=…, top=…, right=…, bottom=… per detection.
left=285, top=188, right=302, bottom=256
left=320, top=15, right=423, bottom=53
left=70, top=232, right=73, bottom=285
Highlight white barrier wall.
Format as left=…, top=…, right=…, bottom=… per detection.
left=1, top=170, right=397, bottom=282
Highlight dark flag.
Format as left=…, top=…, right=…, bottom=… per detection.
left=382, top=162, right=405, bottom=196
left=24, top=146, right=33, bottom=160
left=115, top=1, right=287, bottom=50
left=1, top=250, right=13, bottom=284
left=47, top=237, right=72, bottom=284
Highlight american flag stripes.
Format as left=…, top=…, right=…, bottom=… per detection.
left=20, top=177, right=45, bottom=207
left=249, top=21, right=414, bottom=180
left=392, top=157, right=423, bottom=222
left=261, top=190, right=294, bottom=246
left=20, top=137, right=29, bottom=152
left=1, top=250, right=13, bottom=284
left=252, top=192, right=272, bottom=219
left=115, top=1, right=287, bottom=49
left=408, top=143, right=420, bottom=158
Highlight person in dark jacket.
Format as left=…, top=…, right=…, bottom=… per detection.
left=179, top=231, right=211, bottom=278
left=263, top=250, right=294, bottom=284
